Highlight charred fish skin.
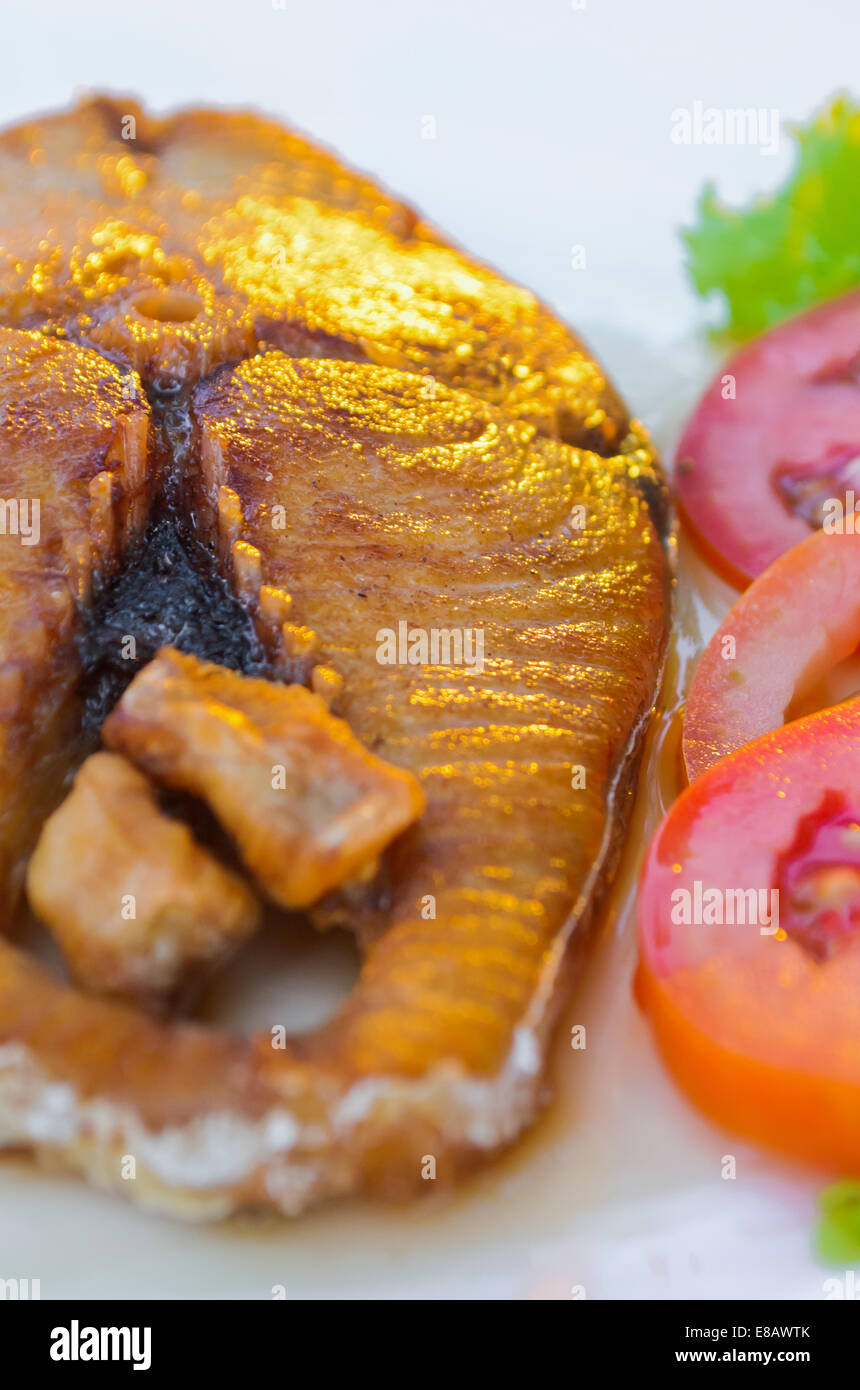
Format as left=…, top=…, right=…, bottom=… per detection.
left=0, top=96, right=668, bottom=1218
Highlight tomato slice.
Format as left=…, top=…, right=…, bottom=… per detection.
left=638, top=700, right=860, bottom=1171
left=683, top=524, right=860, bottom=781
left=675, top=290, right=860, bottom=586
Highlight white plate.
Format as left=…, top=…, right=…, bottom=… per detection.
left=0, top=0, right=857, bottom=1300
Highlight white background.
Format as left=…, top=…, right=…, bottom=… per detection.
left=0, top=0, right=858, bottom=1300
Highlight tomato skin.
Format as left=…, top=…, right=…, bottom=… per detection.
left=638, top=699, right=860, bottom=1172
left=683, top=524, right=860, bottom=781
left=635, top=962, right=860, bottom=1171
left=675, top=289, right=860, bottom=585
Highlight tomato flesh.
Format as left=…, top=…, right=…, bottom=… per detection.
left=683, top=524, right=860, bottom=781
left=675, top=290, right=860, bottom=585
left=638, top=700, right=860, bottom=1171
left=775, top=790, right=860, bottom=962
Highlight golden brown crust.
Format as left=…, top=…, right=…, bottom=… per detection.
left=103, top=648, right=426, bottom=909
left=0, top=327, right=150, bottom=925
left=194, top=356, right=668, bottom=1079
left=0, top=94, right=630, bottom=451
left=25, top=751, right=262, bottom=1008
left=0, top=97, right=669, bottom=1218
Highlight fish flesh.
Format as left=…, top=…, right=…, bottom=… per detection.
left=0, top=326, right=149, bottom=923
left=0, top=94, right=634, bottom=454
left=26, top=750, right=261, bottom=1009
left=0, top=97, right=668, bottom=1217
left=102, top=647, right=426, bottom=908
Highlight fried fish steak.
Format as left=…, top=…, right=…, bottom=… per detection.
left=0, top=98, right=669, bottom=1218
left=193, top=357, right=668, bottom=1078
left=0, top=95, right=634, bottom=454
left=26, top=752, right=261, bottom=1009
left=103, top=647, right=426, bottom=908
left=0, top=327, right=150, bottom=922
left=0, top=354, right=664, bottom=1218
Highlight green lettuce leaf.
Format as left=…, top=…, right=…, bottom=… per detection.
left=816, top=1181, right=860, bottom=1264
left=684, top=95, right=860, bottom=339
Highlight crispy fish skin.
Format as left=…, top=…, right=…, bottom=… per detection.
left=0, top=101, right=257, bottom=387
left=194, top=357, right=668, bottom=1079
left=0, top=95, right=631, bottom=453
left=26, top=752, right=262, bottom=1009
left=0, top=327, right=150, bottom=924
left=0, top=99, right=669, bottom=1218
left=102, top=648, right=426, bottom=909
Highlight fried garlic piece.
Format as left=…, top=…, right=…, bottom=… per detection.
left=102, top=647, right=426, bottom=909
left=25, top=751, right=261, bottom=1007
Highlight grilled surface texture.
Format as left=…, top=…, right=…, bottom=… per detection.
left=0, top=96, right=668, bottom=1217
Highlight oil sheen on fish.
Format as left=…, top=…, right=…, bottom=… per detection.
left=0, top=96, right=668, bottom=1218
